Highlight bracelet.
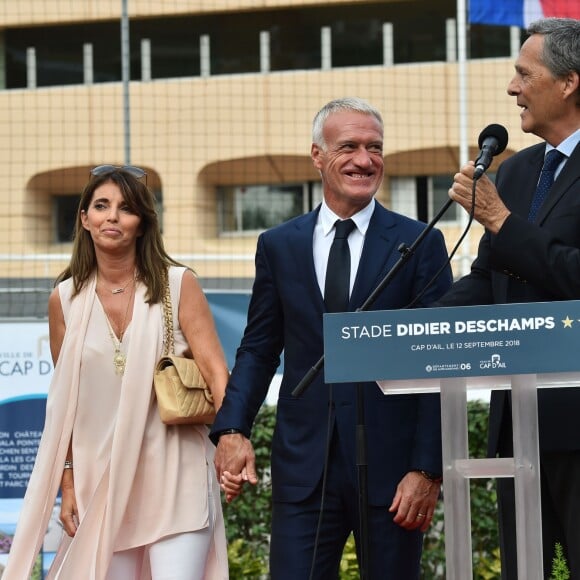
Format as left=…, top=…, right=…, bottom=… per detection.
left=218, top=428, right=242, bottom=439
left=418, top=469, right=442, bottom=483
left=64, top=460, right=73, bottom=470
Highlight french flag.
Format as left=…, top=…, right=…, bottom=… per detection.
left=469, top=0, right=580, bottom=27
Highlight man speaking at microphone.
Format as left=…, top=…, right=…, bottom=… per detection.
left=436, top=18, right=580, bottom=579
left=210, top=97, right=452, bottom=579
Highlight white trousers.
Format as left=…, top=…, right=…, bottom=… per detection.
left=106, top=468, right=216, bottom=580
left=106, top=529, right=213, bottom=580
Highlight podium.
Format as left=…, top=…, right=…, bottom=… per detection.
left=323, top=300, right=580, bottom=579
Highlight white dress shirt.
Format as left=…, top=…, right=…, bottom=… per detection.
left=313, top=198, right=375, bottom=298
left=546, top=127, right=580, bottom=181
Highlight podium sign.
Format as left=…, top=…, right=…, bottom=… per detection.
left=322, top=301, right=580, bottom=580
left=323, top=299, right=580, bottom=383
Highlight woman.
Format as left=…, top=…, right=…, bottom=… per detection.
left=4, top=165, right=231, bottom=579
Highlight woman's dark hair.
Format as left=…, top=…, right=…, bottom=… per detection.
left=56, top=168, right=185, bottom=303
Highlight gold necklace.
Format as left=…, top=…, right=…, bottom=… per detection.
left=102, top=282, right=134, bottom=376
left=98, top=273, right=135, bottom=294
left=111, top=280, right=132, bottom=294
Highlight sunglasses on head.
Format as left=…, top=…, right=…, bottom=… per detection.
left=90, top=165, right=147, bottom=181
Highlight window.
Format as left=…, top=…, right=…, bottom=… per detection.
left=390, top=175, right=458, bottom=223
left=331, top=18, right=383, bottom=68
left=218, top=183, right=320, bottom=233
left=430, top=175, right=458, bottom=222
left=390, top=177, right=418, bottom=219
left=469, top=24, right=515, bottom=59
left=54, top=194, right=80, bottom=243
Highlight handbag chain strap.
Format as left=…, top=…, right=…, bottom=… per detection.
left=161, top=273, right=175, bottom=356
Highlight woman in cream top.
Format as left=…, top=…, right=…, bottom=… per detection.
left=4, top=165, right=232, bottom=579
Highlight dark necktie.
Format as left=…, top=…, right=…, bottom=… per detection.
left=324, top=218, right=356, bottom=313
left=527, top=149, right=566, bottom=222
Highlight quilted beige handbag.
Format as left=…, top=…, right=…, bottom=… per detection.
left=153, top=276, right=216, bottom=425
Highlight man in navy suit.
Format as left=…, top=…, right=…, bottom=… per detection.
left=436, top=18, right=580, bottom=579
left=211, top=97, right=452, bottom=579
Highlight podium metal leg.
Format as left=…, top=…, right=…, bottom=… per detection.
left=440, top=378, right=473, bottom=580
left=511, top=375, right=543, bottom=579
left=438, top=375, right=544, bottom=579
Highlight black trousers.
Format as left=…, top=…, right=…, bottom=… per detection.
left=497, top=450, right=580, bottom=580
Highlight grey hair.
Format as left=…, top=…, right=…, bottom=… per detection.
left=312, top=97, right=384, bottom=150
left=527, top=18, right=580, bottom=80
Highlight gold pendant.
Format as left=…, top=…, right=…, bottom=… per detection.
left=113, top=350, right=126, bottom=376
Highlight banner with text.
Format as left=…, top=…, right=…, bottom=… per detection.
left=0, top=322, right=53, bottom=572
left=323, top=300, right=580, bottom=383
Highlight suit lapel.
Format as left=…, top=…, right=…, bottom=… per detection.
left=538, top=141, right=580, bottom=223
left=290, top=209, right=325, bottom=308
left=349, top=204, right=398, bottom=310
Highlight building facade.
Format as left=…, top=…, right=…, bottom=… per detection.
left=0, top=0, right=540, bottom=316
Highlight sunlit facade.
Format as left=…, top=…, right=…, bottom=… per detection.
left=0, top=0, right=541, bottom=315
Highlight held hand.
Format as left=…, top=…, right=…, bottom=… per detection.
left=449, top=162, right=510, bottom=234
left=220, top=470, right=245, bottom=503
left=214, top=433, right=258, bottom=499
left=388, top=471, right=441, bottom=533
left=59, top=473, right=79, bottom=537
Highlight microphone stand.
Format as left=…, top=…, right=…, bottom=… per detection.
left=291, top=197, right=454, bottom=580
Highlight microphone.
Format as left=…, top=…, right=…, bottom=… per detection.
left=473, top=124, right=509, bottom=179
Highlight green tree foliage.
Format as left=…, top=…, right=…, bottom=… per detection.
left=223, top=404, right=275, bottom=578
left=224, top=400, right=502, bottom=578
left=339, top=534, right=359, bottom=579
left=31, top=557, right=42, bottom=580
left=550, top=542, right=570, bottom=580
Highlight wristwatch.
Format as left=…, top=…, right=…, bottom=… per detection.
left=417, top=469, right=443, bottom=483
left=217, top=428, right=242, bottom=439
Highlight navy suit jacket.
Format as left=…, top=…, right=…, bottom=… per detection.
left=211, top=202, right=452, bottom=505
left=436, top=141, right=580, bottom=454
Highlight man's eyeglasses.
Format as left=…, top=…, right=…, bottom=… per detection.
left=90, top=165, right=147, bottom=182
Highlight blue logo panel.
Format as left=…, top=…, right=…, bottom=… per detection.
left=323, top=301, right=580, bottom=383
